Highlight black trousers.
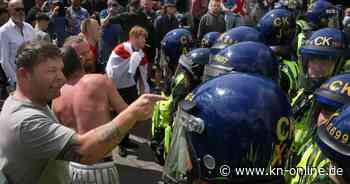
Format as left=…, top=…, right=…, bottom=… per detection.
left=118, top=85, right=139, bottom=147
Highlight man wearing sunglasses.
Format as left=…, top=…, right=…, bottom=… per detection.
left=0, top=0, right=34, bottom=92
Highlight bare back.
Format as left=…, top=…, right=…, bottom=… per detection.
left=74, top=74, right=113, bottom=134
left=53, top=74, right=118, bottom=134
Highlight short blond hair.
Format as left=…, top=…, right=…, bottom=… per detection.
left=129, top=26, right=148, bottom=39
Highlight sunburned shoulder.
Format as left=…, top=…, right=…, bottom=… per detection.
left=52, top=84, right=74, bottom=106
left=80, top=74, right=109, bottom=87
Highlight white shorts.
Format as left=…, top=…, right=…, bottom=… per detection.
left=69, top=160, right=120, bottom=184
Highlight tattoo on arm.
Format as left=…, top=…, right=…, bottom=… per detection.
left=56, top=122, right=127, bottom=163
left=95, top=122, right=125, bottom=156
left=56, top=135, right=82, bottom=162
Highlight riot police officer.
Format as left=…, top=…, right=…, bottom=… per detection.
left=290, top=27, right=349, bottom=169
left=203, top=41, right=279, bottom=82
left=157, top=28, right=194, bottom=92
left=151, top=48, right=210, bottom=164
left=164, top=73, right=293, bottom=184
left=316, top=104, right=350, bottom=183
left=257, top=8, right=300, bottom=98
left=290, top=74, right=350, bottom=183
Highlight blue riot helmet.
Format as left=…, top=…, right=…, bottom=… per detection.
left=316, top=105, right=350, bottom=182
left=161, top=28, right=195, bottom=69
left=160, top=28, right=195, bottom=87
left=257, top=8, right=299, bottom=98
left=201, top=32, right=220, bottom=48
left=257, top=8, right=296, bottom=47
left=211, top=26, right=263, bottom=55
left=307, top=74, right=350, bottom=134
left=203, top=41, right=279, bottom=82
left=164, top=73, right=293, bottom=183
left=315, top=74, right=350, bottom=113
left=177, top=48, right=211, bottom=85
left=300, top=28, right=349, bottom=93
left=305, top=0, right=337, bottom=28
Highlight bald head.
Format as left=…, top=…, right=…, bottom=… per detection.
left=8, top=0, right=24, bottom=23
left=63, top=35, right=93, bottom=69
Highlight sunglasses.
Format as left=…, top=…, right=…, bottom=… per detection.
left=14, top=7, right=25, bottom=12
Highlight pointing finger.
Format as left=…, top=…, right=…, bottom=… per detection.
left=143, top=94, right=168, bottom=102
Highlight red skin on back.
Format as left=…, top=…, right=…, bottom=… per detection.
left=52, top=74, right=126, bottom=134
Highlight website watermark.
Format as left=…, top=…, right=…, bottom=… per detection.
left=219, top=165, right=343, bottom=176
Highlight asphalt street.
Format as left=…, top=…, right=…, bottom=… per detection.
left=112, top=120, right=164, bottom=184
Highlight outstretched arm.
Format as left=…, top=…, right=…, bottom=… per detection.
left=56, top=94, right=166, bottom=165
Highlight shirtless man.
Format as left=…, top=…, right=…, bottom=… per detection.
left=51, top=39, right=128, bottom=183
left=52, top=44, right=127, bottom=133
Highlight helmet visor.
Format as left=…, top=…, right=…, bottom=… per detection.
left=202, top=64, right=233, bottom=82
left=302, top=55, right=337, bottom=80
left=179, top=54, right=194, bottom=75
left=163, top=107, right=203, bottom=183
left=308, top=100, right=339, bottom=133
left=317, top=108, right=337, bottom=127
left=309, top=57, right=336, bottom=79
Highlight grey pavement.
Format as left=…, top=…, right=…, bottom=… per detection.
left=112, top=120, right=164, bottom=184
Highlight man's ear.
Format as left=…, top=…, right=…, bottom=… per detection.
left=16, top=67, right=31, bottom=80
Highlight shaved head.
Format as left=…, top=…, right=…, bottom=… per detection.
left=8, top=0, right=24, bottom=23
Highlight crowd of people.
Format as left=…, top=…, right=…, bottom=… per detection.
left=1, top=0, right=350, bottom=184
